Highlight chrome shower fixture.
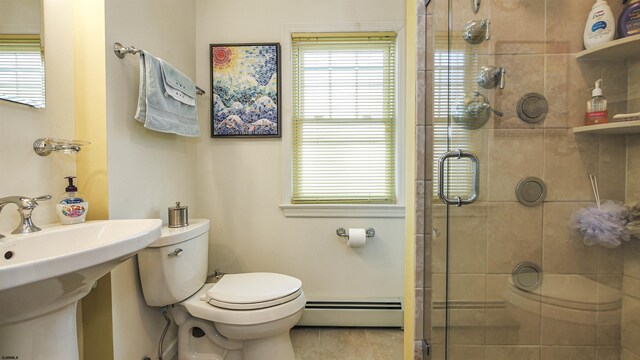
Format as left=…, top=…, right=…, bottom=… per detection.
left=477, top=66, right=506, bottom=90
left=463, top=19, right=491, bottom=44
left=472, top=0, right=480, bottom=14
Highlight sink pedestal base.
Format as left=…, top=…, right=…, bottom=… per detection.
left=0, top=302, right=79, bottom=360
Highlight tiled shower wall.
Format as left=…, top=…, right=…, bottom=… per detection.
left=414, top=0, right=640, bottom=359
left=623, top=60, right=640, bottom=360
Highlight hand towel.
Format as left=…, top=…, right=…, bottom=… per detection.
left=135, top=50, right=200, bottom=137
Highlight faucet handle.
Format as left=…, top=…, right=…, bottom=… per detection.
left=32, top=195, right=52, bottom=203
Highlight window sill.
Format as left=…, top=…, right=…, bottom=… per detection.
left=279, top=204, right=405, bottom=218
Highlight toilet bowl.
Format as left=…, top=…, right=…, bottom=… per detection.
left=137, top=219, right=306, bottom=360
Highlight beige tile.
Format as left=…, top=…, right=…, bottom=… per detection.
left=622, top=296, right=640, bottom=356
left=413, top=340, right=424, bottom=360
left=487, top=129, right=544, bottom=201
left=543, top=202, right=598, bottom=274
left=431, top=204, right=446, bottom=274
left=415, top=287, right=424, bottom=340
left=598, top=245, right=624, bottom=275
left=624, top=275, right=640, bottom=300
left=425, top=125, right=433, bottom=180
left=623, top=349, right=640, bottom=360
left=316, top=328, right=373, bottom=360
left=486, top=275, right=541, bottom=345
left=487, top=202, right=542, bottom=273
left=544, top=129, right=599, bottom=202
left=447, top=274, right=487, bottom=345
left=417, top=16, right=426, bottom=72
left=624, top=239, right=640, bottom=280
left=423, top=235, right=432, bottom=288
left=449, top=345, right=486, bottom=360
left=540, top=278, right=598, bottom=345
left=602, top=61, right=629, bottom=120
left=596, top=275, right=623, bottom=346
left=490, top=0, right=545, bottom=55
left=426, top=17, right=434, bottom=71
left=627, top=135, right=640, bottom=201
left=416, top=180, right=425, bottom=235
left=545, top=0, right=595, bottom=54
left=424, top=70, right=434, bottom=125
left=415, top=234, right=424, bottom=289
left=424, top=182, right=433, bottom=237
left=544, top=55, right=602, bottom=129
left=597, top=347, right=622, bottom=360
left=493, top=55, right=545, bottom=129
left=540, top=346, right=596, bottom=360
left=485, top=346, right=539, bottom=360
left=423, top=288, right=432, bottom=341
left=598, top=135, right=627, bottom=202
left=417, top=71, right=426, bottom=126
left=367, top=329, right=403, bottom=360
left=416, top=125, right=426, bottom=180
left=291, top=327, right=320, bottom=360
left=628, top=59, right=640, bottom=113
left=448, top=203, right=488, bottom=274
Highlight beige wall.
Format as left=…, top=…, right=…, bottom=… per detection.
left=417, top=0, right=633, bottom=359
left=194, top=0, right=406, bottom=302
left=0, top=0, right=76, bottom=235
left=103, top=0, right=198, bottom=358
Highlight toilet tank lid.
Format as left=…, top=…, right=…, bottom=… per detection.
left=147, top=219, right=210, bottom=247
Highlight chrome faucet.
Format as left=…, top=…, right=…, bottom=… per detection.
left=0, top=195, right=52, bottom=238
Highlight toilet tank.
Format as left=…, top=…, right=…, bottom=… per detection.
left=138, top=219, right=210, bottom=306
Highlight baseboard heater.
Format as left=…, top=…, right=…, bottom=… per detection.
left=297, top=299, right=404, bottom=327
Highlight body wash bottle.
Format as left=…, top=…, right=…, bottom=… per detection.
left=56, top=176, right=88, bottom=225
left=585, top=79, right=608, bottom=125
left=584, top=0, right=616, bottom=49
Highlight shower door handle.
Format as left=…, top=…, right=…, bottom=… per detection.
left=437, top=149, right=479, bottom=207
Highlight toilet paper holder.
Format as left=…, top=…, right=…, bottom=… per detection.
left=336, top=227, right=376, bottom=238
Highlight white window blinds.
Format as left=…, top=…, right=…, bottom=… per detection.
left=291, top=33, right=397, bottom=204
left=0, top=35, right=45, bottom=108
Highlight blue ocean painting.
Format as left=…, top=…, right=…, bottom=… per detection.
left=211, top=44, right=280, bottom=137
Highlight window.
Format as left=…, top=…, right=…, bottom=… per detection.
left=0, top=34, right=45, bottom=108
left=291, top=33, right=397, bottom=204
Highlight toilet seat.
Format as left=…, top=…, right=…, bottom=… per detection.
left=202, top=273, right=303, bottom=310
left=180, top=282, right=306, bottom=326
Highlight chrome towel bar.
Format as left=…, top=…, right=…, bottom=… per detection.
left=113, top=42, right=205, bottom=96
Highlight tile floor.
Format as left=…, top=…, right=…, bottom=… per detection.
left=290, top=327, right=404, bottom=360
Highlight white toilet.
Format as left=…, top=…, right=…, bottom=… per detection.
left=137, top=219, right=306, bottom=360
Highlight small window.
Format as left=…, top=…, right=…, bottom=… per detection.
left=291, top=32, right=397, bottom=204
left=0, top=34, right=45, bottom=108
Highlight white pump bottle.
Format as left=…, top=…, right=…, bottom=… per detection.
left=584, top=0, right=616, bottom=49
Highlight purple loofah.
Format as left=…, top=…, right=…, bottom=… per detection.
left=572, top=201, right=629, bottom=248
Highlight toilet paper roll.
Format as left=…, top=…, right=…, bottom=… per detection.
left=347, top=228, right=367, bottom=247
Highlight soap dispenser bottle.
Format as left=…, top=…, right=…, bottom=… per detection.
left=585, top=79, right=608, bottom=125
left=584, top=0, right=616, bottom=49
left=56, top=176, right=89, bottom=225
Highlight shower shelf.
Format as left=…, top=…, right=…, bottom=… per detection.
left=576, top=35, right=640, bottom=61
left=573, top=120, right=640, bottom=134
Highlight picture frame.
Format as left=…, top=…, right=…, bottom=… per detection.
left=210, top=43, right=281, bottom=138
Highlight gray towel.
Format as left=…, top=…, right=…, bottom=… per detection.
left=135, top=51, right=200, bottom=137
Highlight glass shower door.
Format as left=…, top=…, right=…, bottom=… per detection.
left=430, top=0, right=628, bottom=359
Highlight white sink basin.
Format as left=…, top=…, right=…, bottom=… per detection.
left=0, top=219, right=162, bottom=360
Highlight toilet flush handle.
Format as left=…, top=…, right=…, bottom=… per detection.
left=168, top=248, right=184, bottom=257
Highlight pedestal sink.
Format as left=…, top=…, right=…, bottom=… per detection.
left=0, top=219, right=162, bottom=360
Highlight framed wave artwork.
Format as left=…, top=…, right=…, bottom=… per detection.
left=210, top=43, right=281, bottom=137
